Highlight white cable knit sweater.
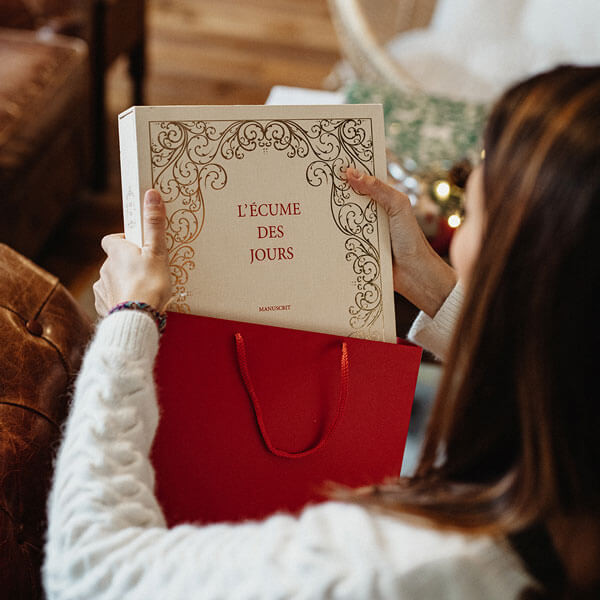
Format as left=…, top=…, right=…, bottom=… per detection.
left=44, top=285, right=535, bottom=599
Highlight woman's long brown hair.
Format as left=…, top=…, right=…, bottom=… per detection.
left=348, top=66, right=600, bottom=542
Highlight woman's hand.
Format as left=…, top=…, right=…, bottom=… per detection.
left=94, top=190, right=172, bottom=316
left=346, top=168, right=457, bottom=317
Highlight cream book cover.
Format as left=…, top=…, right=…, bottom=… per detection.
left=118, top=104, right=396, bottom=342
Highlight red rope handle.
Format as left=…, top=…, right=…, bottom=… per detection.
left=234, top=333, right=349, bottom=459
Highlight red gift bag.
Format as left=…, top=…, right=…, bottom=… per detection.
left=152, top=312, right=422, bottom=525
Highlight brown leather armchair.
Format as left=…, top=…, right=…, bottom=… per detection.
left=0, top=0, right=146, bottom=258
left=0, top=1, right=92, bottom=36
left=0, top=1, right=91, bottom=258
left=0, top=243, right=93, bottom=598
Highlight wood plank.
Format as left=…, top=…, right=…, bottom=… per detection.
left=149, top=1, right=340, bottom=54
left=148, top=42, right=334, bottom=89
left=152, top=0, right=331, bottom=19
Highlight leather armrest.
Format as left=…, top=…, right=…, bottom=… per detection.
left=0, top=0, right=36, bottom=29
left=0, top=243, right=93, bottom=599
left=0, top=0, right=92, bottom=42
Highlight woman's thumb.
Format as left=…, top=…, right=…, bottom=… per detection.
left=143, top=189, right=167, bottom=254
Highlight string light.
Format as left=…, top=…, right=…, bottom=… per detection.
left=434, top=180, right=451, bottom=201
left=448, top=214, right=462, bottom=228
left=386, top=154, right=471, bottom=247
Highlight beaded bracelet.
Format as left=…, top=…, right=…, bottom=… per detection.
left=108, top=301, right=167, bottom=333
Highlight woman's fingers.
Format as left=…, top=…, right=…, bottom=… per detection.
left=100, top=233, right=126, bottom=256
left=345, top=166, right=458, bottom=315
left=93, top=279, right=108, bottom=317
left=94, top=190, right=172, bottom=312
left=346, top=167, right=411, bottom=217
left=142, top=190, right=168, bottom=256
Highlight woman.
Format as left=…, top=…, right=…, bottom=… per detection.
left=44, top=66, right=599, bottom=598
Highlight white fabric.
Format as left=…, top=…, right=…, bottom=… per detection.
left=408, top=281, right=464, bottom=361
left=520, top=0, right=600, bottom=61
left=43, top=307, right=534, bottom=599
left=266, top=85, right=345, bottom=105
left=429, top=0, right=525, bottom=37
left=387, top=0, right=600, bottom=102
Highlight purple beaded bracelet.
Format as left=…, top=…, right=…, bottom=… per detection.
left=108, top=301, right=167, bottom=333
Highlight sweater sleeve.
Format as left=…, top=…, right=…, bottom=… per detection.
left=44, top=307, right=530, bottom=600
left=407, top=282, right=464, bottom=362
